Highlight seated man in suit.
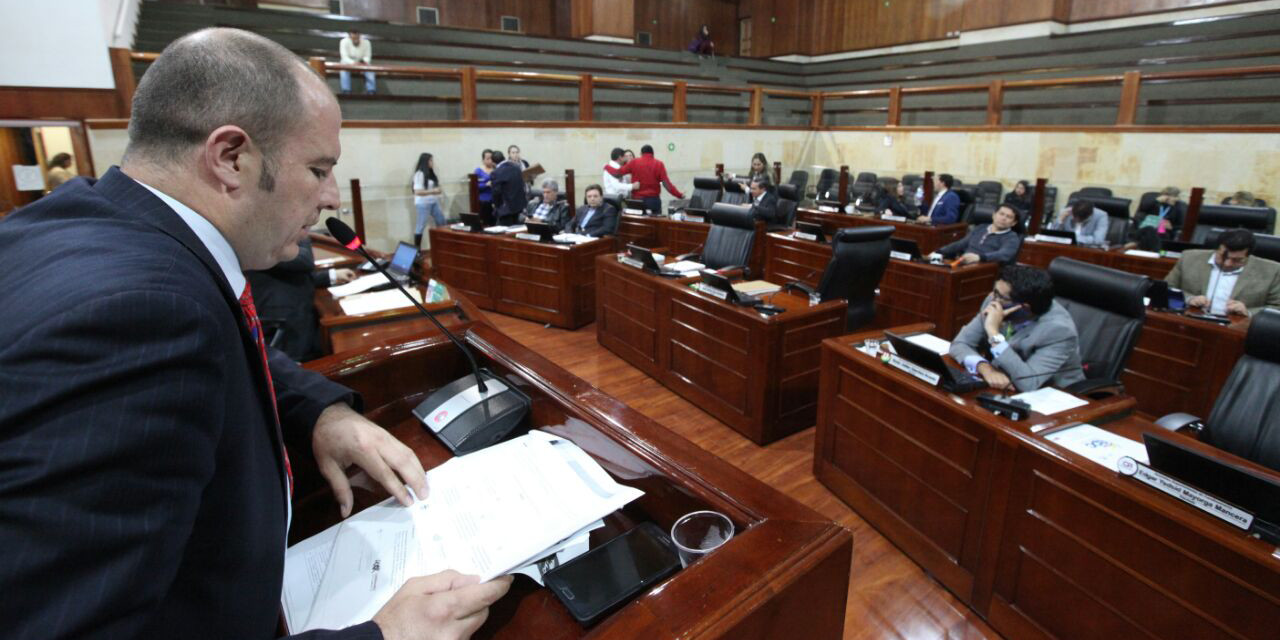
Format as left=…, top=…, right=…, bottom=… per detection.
left=521, top=178, right=570, bottom=231
left=1126, top=185, right=1186, bottom=250
left=949, top=264, right=1087, bottom=392
left=488, top=150, right=527, bottom=225
left=1165, top=228, right=1280, bottom=317
left=1049, top=200, right=1109, bottom=247
left=246, top=236, right=356, bottom=361
left=915, top=173, right=960, bottom=226
left=748, top=177, right=784, bottom=230
left=566, top=184, right=618, bottom=237
left=934, top=204, right=1022, bottom=265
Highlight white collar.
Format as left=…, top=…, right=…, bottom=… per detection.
left=1208, top=252, right=1244, bottom=275
left=986, top=226, right=1012, bottom=235
left=136, top=181, right=246, bottom=298
left=608, top=160, right=622, bottom=169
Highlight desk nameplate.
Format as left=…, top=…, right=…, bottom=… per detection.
left=1118, top=457, right=1255, bottom=531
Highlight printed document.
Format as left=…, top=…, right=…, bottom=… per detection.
left=1044, top=424, right=1149, bottom=472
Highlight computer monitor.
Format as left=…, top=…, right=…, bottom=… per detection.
left=459, top=212, right=486, bottom=232
left=1038, top=228, right=1077, bottom=245
left=795, top=221, right=826, bottom=243
left=524, top=221, right=558, bottom=242
left=626, top=244, right=662, bottom=273
left=1146, top=280, right=1185, bottom=312
left=889, top=237, right=923, bottom=261
left=1142, top=432, right=1280, bottom=544
left=387, top=242, right=418, bottom=278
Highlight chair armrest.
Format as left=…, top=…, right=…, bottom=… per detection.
left=674, top=252, right=702, bottom=262
left=1154, top=412, right=1206, bottom=437
left=784, top=281, right=816, bottom=297
left=1063, top=378, right=1125, bottom=399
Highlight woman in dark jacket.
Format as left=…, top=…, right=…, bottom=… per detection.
left=873, top=178, right=911, bottom=217
left=1003, top=180, right=1033, bottom=214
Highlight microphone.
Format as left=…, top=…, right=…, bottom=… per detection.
left=325, top=217, right=529, bottom=454
left=780, top=267, right=822, bottom=298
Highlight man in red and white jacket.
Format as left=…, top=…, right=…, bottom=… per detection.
left=604, top=144, right=684, bottom=214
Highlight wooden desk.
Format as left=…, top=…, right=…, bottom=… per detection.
left=597, top=253, right=848, bottom=444
left=983, top=415, right=1280, bottom=640
left=763, top=232, right=999, bottom=338
left=796, top=208, right=968, bottom=254
left=1018, top=238, right=1178, bottom=280
left=299, top=315, right=853, bottom=638
left=814, top=324, right=1135, bottom=605
left=614, top=214, right=767, bottom=277
left=313, top=283, right=473, bottom=356
left=429, top=227, right=614, bottom=329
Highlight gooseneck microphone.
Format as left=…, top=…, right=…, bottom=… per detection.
left=325, top=217, right=530, bottom=454
left=326, top=217, right=486, bottom=392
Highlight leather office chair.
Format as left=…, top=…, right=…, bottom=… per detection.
left=721, top=180, right=750, bottom=205
left=787, top=170, right=808, bottom=196
left=678, top=203, right=756, bottom=273
left=685, top=177, right=723, bottom=213
left=604, top=196, right=623, bottom=216
left=1048, top=257, right=1148, bottom=396
left=975, top=181, right=1003, bottom=207
left=1156, top=309, right=1280, bottom=472
left=776, top=183, right=799, bottom=229
left=1077, top=186, right=1112, bottom=198
left=1138, top=191, right=1159, bottom=212
left=850, top=172, right=878, bottom=199
left=1021, top=180, right=1058, bottom=226
left=1189, top=204, right=1277, bottom=244
left=952, top=186, right=977, bottom=222
left=812, top=226, right=894, bottom=331
left=812, top=168, right=839, bottom=201
left=1203, top=230, right=1280, bottom=262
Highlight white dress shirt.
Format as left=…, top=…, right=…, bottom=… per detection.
left=1204, top=253, right=1242, bottom=315
left=137, top=181, right=245, bottom=298
left=603, top=160, right=634, bottom=199
left=339, top=36, right=372, bottom=64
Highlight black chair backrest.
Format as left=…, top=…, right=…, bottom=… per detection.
left=1024, top=180, right=1058, bottom=220
left=703, top=203, right=756, bottom=270
left=721, top=180, right=750, bottom=205
left=817, top=225, right=894, bottom=331
left=1203, top=230, right=1280, bottom=262
left=1078, top=186, right=1112, bottom=198
left=952, top=186, right=977, bottom=220
left=777, top=198, right=798, bottom=229
left=976, top=181, right=1003, bottom=205
left=1191, top=204, right=1277, bottom=244
left=690, top=177, right=723, bottom=210
left=1138, top=191, right=1159, bottom=212
left=776, top=183, right=799, bottom=202
left=1048, top=257, right=1147, bottom=382
left=787, top=170, right=808, bottom=195
left=1067, top=193, right=1132, bottom=219
left=1205, top=309, right=1280, bottom=471
left=814, top=169, right=838, bottom=198
left=855, top=172, right=877, bottom=185
left=1106, top=216, right=1130, bottom=246
left=604, top=196, right=623, bottom=215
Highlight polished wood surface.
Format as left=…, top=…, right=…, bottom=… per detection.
left=613, top=213, right=767, bottom=277
left=479, top=309, right=1001, bottom=639
left=984, top=414, right=1280, bottom=640
left=1016, top=239, right=1249, bottom=419
left=313, top=283, right=468, bottom=355
left=429, top=227, right=614, bottom=329
left=596, top=253, right=847, bottom=444
left=297, top=312, right=852, bottom=638
left=764, top=232, right=998, bottom=338
left=815, top=324, right=1136, bottom=605
left=796, top=209, right=969, bottom=255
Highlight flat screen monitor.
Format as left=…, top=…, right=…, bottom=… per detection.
left=524, top=221, right=557, bottom=242
left=888, top=237, right=923, bottom=261
left=388, top=242, right=418, bottom=277
left=795, top=221, right=826, bottom=243
left=459, top=212, right=485, bottom=232
left=1038, top=228, right=1077, bottom=245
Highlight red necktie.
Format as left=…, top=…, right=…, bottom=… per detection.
left=239, top=283, right=293, bottom=498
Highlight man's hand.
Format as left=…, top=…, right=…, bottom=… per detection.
left=333, top=268, right=357, bottom=285
left=960, top=252, right=981, bottom=264
left=312, top=402, right=427, bottom=517
left=1186, top=295, right=1209, bottom=309
left=1226, top=299, right=1249, bottom=316
left=915, top=215, right=930, bottom=225
left=982, top=299, right=1009, bottom=336
left=373, top=572, right=513, bottom=640
left=977, top=362, right=1012, bottom=391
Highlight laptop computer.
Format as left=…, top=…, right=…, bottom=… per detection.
left=794, top=221, right=826, bottom=243
left=1037, top=229, right=1077, bottom=245
left=626, top=244, right=684, bottom=278
left=698, top=270, right=758, bottom=306
left=889, top=237, right=924, bottom=261
left=1144, top=432, right=1280, bottom=543
left=1147, top=280, right=1186, bottom=312
left=459, top=212, right=486, bottom=232
left=884, top=330, right=987, bottom=393
left=524, top=221, right=559, bottom=242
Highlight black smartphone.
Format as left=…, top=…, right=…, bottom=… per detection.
left=543, top=522, right=681, bottom=626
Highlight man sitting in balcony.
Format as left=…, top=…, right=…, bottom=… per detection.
left=338, top=30, right=375, bottom=95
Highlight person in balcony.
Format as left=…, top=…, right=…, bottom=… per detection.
left=337, top=30, right=375, bottom=95
left=688, top=25, right=714, bottom=56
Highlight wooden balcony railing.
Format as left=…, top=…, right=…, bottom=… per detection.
left=117, top=50, right=1280, bottom=130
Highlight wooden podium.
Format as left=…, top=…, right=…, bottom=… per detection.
left=295, top=303, right=853, bottom=637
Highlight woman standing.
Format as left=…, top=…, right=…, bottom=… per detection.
left=46, top=153, right=75, bottom=191
left=412, top=153, right=445, bottom=247
left=474, top=148, right=495, bottom=223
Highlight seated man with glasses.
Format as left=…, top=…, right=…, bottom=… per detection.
left=949, top=265, right=1087, bottom=392
left=1164, top=228, right=1280, bottom=317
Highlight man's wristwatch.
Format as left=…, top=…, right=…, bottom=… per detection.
left=987, top=333, right=1006, bottom=347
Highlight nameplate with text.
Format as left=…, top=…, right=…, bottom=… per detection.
left=514, top=233, right=542, bottom=242
left=1034, top=234, right=1073, bottom=245
left=618, top=256, right=646, bottom=270
left=695, top=283, right=729, bottom=301
left=817, top=206, right=839, bottom=213
left=794, top=231, right=818, bottom=242
left=624, top=208, right=645, bottom=215
left=684, top=216, right=704, bottom=223
left=885, top=354, right=941, bottom=386
left=890, top=250, right=913, bottom=261
left=1117, top=457, right=1254, bottom=531
left=882, top=215, right=907, bottom=222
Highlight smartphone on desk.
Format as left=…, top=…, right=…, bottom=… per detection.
left=544, top=522, right=681, bottom=626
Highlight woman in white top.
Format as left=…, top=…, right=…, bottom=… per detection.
left=412, top=153, right=445, bottom=247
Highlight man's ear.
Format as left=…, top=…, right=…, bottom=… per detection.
left=203, top=125, right=252, bottom=192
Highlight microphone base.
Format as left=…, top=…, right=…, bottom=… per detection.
left=412, top=369, right=531, bottom=455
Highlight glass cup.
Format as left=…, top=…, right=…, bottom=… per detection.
left=808, top=291, right=822, bottom=306
left=670, top=510, right=735, bottom=568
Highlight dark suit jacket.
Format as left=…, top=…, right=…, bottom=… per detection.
left=246, top=237, right=329, bottom=361
left=567, top=203, right=619, bottom=237
left=489, top=161, right=527, bottom=223
left=522, top=197, right=571, bottom=231
left=0, top=168, right=376, bottom=640
left=926, top=190, right=961, bottom=225
left=1131, top=198, right=1186, bottom=241
left=749, top=190, right=783, bottom=229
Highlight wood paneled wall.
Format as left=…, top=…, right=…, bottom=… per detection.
left=634, top=0, right=739, bottom=55
left=333, top=0, right=557, bottom=35
left=1068, top=0, right=1247, bottom=22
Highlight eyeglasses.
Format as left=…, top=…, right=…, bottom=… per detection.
left=991, top=288, right=1014, bottom=304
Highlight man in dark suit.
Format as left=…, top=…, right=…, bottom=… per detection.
left=916, top=173, right=960, bottom=226
left=488, top=150, right=526, bottom=226
left=748, top=177, right=783, bottom=230
left=0, top=28, right=509, bottom=640
left=565, top=184, right=619, bottom=237
left=520, top=179, right=570, bottom=231
left=247, top=236, right=355, bottom=361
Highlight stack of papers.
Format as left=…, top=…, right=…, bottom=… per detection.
left=904, top=333, right=951, bottom=356
left=733, top=280, right=782, bottom=297
left=328, top=273, right=392, bottom=298
left=553, top=232, right=595, bottom=244
left=338, top=288, right=422, bottom=315
left=483, top=225, right=511, bottom=233
left=284, top=431, right=643, bottom=633
left=664, top=260, right=705, bottom=274
left=1011, top=387, right=1088, bottom=415
left=1124, top=249, right=1161, bottom=258
left=1044, top=424, right=1148, bottom=472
